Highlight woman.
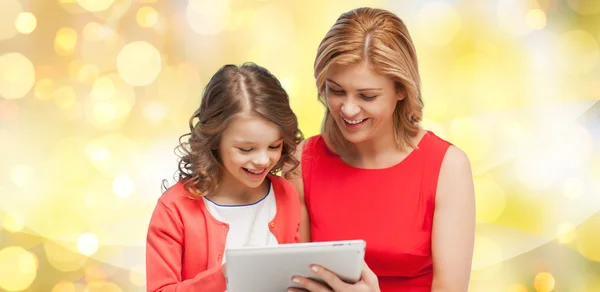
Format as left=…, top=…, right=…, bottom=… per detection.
left=287, top=7, right=475, bottom=292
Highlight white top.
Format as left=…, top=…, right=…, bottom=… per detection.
left=203, top=183, right=278, bottom=264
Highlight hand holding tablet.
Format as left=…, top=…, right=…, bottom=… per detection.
left=225, top=240, right=367, bottom=292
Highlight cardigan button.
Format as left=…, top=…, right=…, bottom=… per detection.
left=269, top=222, right=275, bottom=229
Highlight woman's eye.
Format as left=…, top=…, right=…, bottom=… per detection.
left=360, top=94, right=377, bottom=100
left=238, top=148, right=252, bottom=152
left=328, top=86, right=345, bottom=95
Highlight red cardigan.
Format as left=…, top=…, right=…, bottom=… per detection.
left=146, top=175, right=301, bottom=291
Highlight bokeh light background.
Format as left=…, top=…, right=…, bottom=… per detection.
left=0, top=0, right=599, bottom=291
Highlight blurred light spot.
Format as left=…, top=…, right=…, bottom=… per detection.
left=526, top=9, right=546, bottom=30
left=420, top=119, right=446, bottom=140
left=558, top=30, right=599, bottom=75
left=449, top=117, right=492, bottom=165
left=113, top=173, right=134, bottom=198
left=563, top=177, right=585, bottom=200
left=77, top=64, right=100, bottom=84
left=251, top=4, right=295, bottom=51
left=83, top=281, right=123, bottom=292
left=576, top=215, right=600, bottom=262
left=82, top=22, right=108, bottom=42
left=10, top=164, right=31, bottom=188
left=186, top=0, right=230, bottom=36
left=137, top=6, right=158, bottom=28
left=508, top=283, right=528, bottom=292
left=15, top=12, right=37, bottom=34
left=474, top=176, right=506, bottom=223
left=281, top=77, right=299, bottom=99
left=227, top=8, right=255, bottom=31
left=117, top=41, right=162, bottom=86
left=534, top=272, right=555, bottom=292
left=0, top=99, right=19, bottom=120
left=85, top=133, right=136, bottom=176
left=77, top=233, right=99, bottom=256
left=497, top=0, right=531, bottom=36
left=417, top=1, right=461, bottom=46
left=0, top=0, right=22, bottom=41
left=86, top=74, right=135, bottom=130
left=471, top=235, right=503, bottom=279
left=44, top=241, right=87, bottom=272
left=55, top=27, right=78, bottom=56
left=85, top=266, right=108, bottom=283
left=567, top=0, right=600, bottom=15
left=3, top=213, right=24, bottom=233
left=35, top=78, right=54, bottom=100
left=77, top=0, right=114, bottom=12
left=0, top=52, right=36, bottom=99
left=51, top=281, right=77, bottom=292
left=0, top=246, right=37, bottom=291
left=129, top=265, right=145, bottom=286
left=143, top=101, right=168, bottom=123
left=556, top=221, right=577, bottom=244
left=53, top=86, right=77, bottom=109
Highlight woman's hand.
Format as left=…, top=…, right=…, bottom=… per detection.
left=287, top=262, right=380, bottom=292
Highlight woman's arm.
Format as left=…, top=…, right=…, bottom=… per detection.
left=431, top=146, right=476, bottom=292
left=146, top=201, right=226, bottom=292
left=286, top=139, right=311, bottom=242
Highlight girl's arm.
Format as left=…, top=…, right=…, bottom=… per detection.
left=146, top=201, right=226, bottom=292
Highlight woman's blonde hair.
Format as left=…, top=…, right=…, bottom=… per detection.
left=314, top=7, right=423, bottom=154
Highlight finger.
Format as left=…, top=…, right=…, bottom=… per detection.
left=287, top=288, right=309, bottom=292
left=310, top=265, right=348, bottom=291
left=290, top=275, right=331, bottom=292
left=360, top=262, right=378, bottom=284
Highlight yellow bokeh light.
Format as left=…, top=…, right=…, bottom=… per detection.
left=51, top=281, right=77, bottom=292
left=0, top=246, right=38, bottom=291
left=77, top=0, right=115, bottom=12
left=77, top=233, right=99, bottom=256
left=116, top=41, right=162, bottom=86
left=508, top=283, right=528, bottom=292
left=526, top=9, right=546, bottom=30
left=558, top=30, right=599, bottom=75
left=576, top=215, right=600, bottom=262
left=44, top=241, right=87, bottom=272
left=77, top=64, right=100, bottom=84
left=34, top=78, right=54, bottom=100
left=85, top=133, right=136, bottom=176
left=10, top=164, right=31, bottom=188
left=0, top=0, right=22, bottom=41
left=534, top=272, right=555, bottom=292
left=417, top=1, right=461, bottom=46
left=567, top=0, right=600, bottom=15
left=53, top=86, right=77, bottom=109
left=85, top=266, right=109, bottom=283
left=474, top=175, right=506, bottom=223
left=0, top=52, right=36, bottom=100
left=15, top=12, right=37, bottom=34
left=86, top=74, right=136, bottom=130
left=83, top=281, right=123, bottom=292
left=187, top=0, right=231, bottom=36
left=82, top=22, right=106, bottom=42
left=137, top=6, right=158, bottom=28
left=129, top=265, right=145, bottom=286
left=3, top=213, right=24, bottom=233
left=55, top=27, right=78, bottom=56
left=556, top=221, right=577, bottom=244
left=563, top=177, right=584, bottom=200
left=142, top=101, right=168, bottom=123
left=113, top=173, right=134, bottom=198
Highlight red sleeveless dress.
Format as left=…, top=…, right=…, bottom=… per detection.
left=301, top=131, right=451, bottom=291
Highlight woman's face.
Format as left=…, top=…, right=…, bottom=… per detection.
left=325, top=61, right=403, bottom=144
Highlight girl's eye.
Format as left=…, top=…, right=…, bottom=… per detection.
left=269, top=144, right=282, bottom=149
left=238, top=148, right=252, bottom=152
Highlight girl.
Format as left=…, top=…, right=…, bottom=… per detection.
left=146, top=63, right=303, bottom=291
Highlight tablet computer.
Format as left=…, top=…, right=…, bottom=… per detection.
left=225, top=240, right=366, bottom=292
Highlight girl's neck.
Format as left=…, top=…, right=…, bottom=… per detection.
left=205, top=175, right=270, bottom=205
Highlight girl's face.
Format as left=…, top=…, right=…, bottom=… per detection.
left=325, top=61, right=404, bottom=145
left=218, top=112, right=283, bottom=190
